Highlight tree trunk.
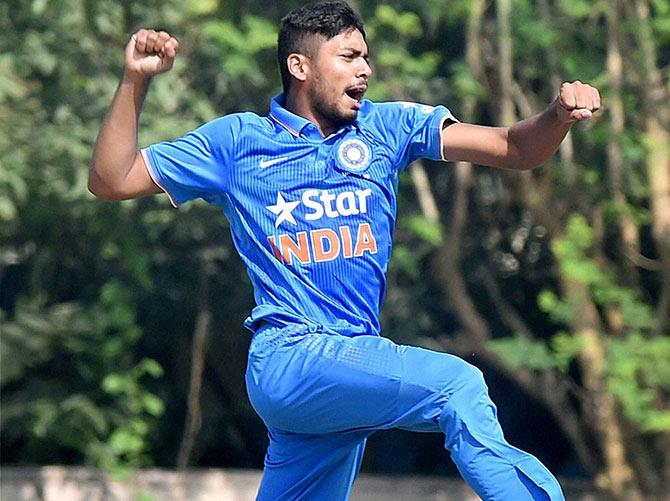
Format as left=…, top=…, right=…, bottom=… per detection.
left=416, top=0, right=601, bottom=478
left=628, top=0, right=670, bottom=334
left=177, top=262, right=211, bottom=470
left=605, top=0, right=642, bottom=283
left=563, top=277, right=642, bottom=500
left=538, top=0, right=577, bottom=186
left=628, top=1, right=670, bottom=492
left=496, top=0, right=515, bottom=126
left=433, top=0, right=490, bottom=348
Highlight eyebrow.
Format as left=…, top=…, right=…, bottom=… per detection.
left=341, top=47, right=369, bottom=59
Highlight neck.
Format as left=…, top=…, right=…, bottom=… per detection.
left=285, top=88, right=336, bottom=137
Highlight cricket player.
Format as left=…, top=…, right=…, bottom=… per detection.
left=89, top=1, right=600, bottom=499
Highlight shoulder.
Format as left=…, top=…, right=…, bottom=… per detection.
left=356, top=100, right=452, bottom=145
left=188, top=112, right=274, bottom=152
left=357, top=100, right=407, bottom=122
left=197, top=111, right=269, bottom=137
left=354, top=101, right=401, bottom=137
left=360, top=100, right=439, bottom=115
left=357, top=100, right=447, bottom=128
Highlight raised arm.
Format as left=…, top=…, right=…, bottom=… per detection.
left=441, top=81, right=600, bottom=170
left=89, top=29, right=179, bottom=200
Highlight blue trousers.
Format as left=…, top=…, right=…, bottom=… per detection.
left=245, top=324, right=565, bottom=501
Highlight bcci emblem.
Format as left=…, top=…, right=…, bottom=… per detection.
left=337, top=138, right=371, bottom=172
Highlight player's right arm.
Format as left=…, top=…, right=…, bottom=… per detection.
left=88, top=29, right=179, bottom=200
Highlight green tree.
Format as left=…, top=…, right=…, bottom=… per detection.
left=1, top=1, right=668, bottom=499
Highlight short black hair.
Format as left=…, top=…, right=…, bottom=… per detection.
left=278, top=1, right=366, bottom=92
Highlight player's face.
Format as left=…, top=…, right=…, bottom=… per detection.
left=307, top=29, right=371, bottom=131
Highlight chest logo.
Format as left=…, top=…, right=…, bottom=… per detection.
left=266, top=189, right=372, bottom=228
left=337, top=138, right=370, bottom=171
left=265, top=188, right=378, bottom=264
left=259, top=157, right=288, bottom=169
left=266, top=192, right=300, bottom=227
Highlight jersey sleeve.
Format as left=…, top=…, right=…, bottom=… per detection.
left=141, top=115, right=239, bottom=207
left=373, top=102, right=457, bottom=171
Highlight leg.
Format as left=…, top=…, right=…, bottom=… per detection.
left=378, top=343, right=563, bottom=500
left=246, top=325, right=406, bottom=434
left=256, top=428, right=367, bottom=501
left=426, top=357, right=564, bottom=501
left=246, top=325, right=564, bottom=500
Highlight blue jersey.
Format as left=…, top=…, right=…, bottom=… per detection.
left=143, top=94, right=454, bottom=336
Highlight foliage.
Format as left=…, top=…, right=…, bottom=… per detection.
left=492, top=214, right=669, bottom=433
left=1, top=1, right=668, bottom=496
left=1, top=281, right=164, bottom=467
left=607, top=334, right=670, bottom=433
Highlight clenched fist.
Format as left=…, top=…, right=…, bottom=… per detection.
left=556, top=81, right=601, bottom=123
left=125, top=29, right=179, bottom=78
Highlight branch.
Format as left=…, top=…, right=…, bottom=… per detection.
left=177, top=261, right=211, bottom=470
left=409, top=161, right=440, bottom=224
left=478, top=265, right=533, bottom=339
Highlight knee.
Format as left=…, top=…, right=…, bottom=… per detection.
left=438, top=362, right=498, bottom=445
left=448, top=360, right=489, bottom=398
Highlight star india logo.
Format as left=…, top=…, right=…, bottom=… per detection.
left=337, top=138, right=370, bottom=171
left=264, top=189, right=379, bottom=265
left=266, top=192, right=300, bottom=228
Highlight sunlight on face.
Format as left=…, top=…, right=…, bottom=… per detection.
left=307, top=29, right=372, bottom=132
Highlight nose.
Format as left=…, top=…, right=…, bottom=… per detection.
left=358, top=58, right=372, bottom=80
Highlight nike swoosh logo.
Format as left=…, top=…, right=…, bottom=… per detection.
left=259, top=157, right=289, bottom=168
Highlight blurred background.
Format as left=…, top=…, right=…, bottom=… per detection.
left=1, top=0, right=669, bottom=499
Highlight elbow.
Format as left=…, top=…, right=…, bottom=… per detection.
left=504, top=128, right=545, bottom=171
left=513, top=160, right=539, bottom=171
left=88, top=183, right=124, bottom=201
left=88, top=167, right=121, bottom=200
left=87, top=173, right=101, bottom=197
left=498, top=155, right=536, bottom=171
left=504, top=143, right=540, bottom=171
left=87, top=168, right=106, bottom=198
left=515, top=155, right=551, bottom=171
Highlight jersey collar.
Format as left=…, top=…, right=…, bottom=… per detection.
left=269, top=93, right=354, bottom=141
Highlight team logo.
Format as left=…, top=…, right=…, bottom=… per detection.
left=265, top=188, right=379, bottom=265
left=266, top=189, right=373, bottom=228
left=337, top=138, right=371, bottom=172
left=266, top=192, right=300, bottom=227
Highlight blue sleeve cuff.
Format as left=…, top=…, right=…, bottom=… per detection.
left=142, top=147, right=181, bottom=208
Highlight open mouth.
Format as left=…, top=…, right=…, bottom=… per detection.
left=345, top=85, right=367, bottom=103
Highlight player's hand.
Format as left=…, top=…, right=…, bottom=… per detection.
left=124, top=29, right=179, bottom=78
left=556, top=81, right=601, bottom=123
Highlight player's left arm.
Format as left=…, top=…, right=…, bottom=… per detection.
left=441, top=81, right=601, bottom=170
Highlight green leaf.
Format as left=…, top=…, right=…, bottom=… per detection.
left=102, top=373, right=132, bottom=395
left=451, top=61, right=486, bottom=100
left=138, top=358, right=164, bottom=379
left=108, top=429, right=144, bottom=455
left=537, top=290, right=573, bottom=324
left=405, top=215, right=443, bottom=246
left=391, top=245, right=421, bottom=281
left=488, top=337, right=557, bottom=371
left=606, top=335, right=670, bottom=432
left=558, top=0, right=601, bottom=19
left=551, top=332, right=585, bottom=372
left=374, top=5, right=423, bottom=37
left=186, top=0, right=218, bottom=15
left=141, top=394, right=165, bottom=417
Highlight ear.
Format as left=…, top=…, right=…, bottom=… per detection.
left=286, top=53, right=310, bottom=83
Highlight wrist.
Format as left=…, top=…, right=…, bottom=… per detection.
left=551, top=98, right=576, bottom=126
left=121, top=70, right=152, bottom=88
left=119, top=71, right=152, bottom=110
